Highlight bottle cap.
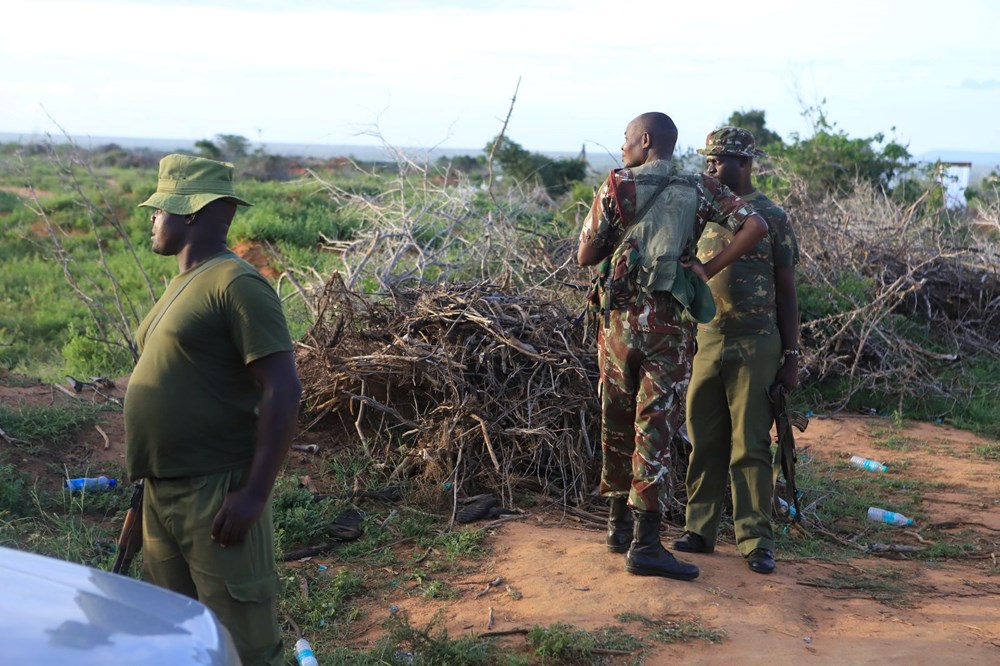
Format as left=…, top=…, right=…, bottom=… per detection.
left=108, top=479, right=117, bottom=488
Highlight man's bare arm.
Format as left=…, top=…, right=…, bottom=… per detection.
left=774, top=264, right=800, bottom=390
left=685, top=213, right=768, bottom=281
left=577, top=198, right=611, bottom=266
left=211, top=350, right=301, bottom=547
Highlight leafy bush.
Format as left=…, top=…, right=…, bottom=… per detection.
left=487, top=136, right=587, bottom=196
left=62, top=324, right=135, bottom=379
left=0, top=190, right=19, bottom=213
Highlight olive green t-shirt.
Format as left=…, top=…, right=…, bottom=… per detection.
left=125, top=251, right=294, bottom=479
left=697, top=190, right=799, bottom=335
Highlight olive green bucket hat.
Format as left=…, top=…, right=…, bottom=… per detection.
left=138, top=154, right=253, bottom=215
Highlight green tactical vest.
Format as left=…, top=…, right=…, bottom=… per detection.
left=587, top=161, right=717, bottom=325
left=625, top=160, right=700, bottom=295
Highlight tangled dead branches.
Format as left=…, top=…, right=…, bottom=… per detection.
left=786, top=179, right=1000, bottom=412
left=296, top=274, right=601, bottom=512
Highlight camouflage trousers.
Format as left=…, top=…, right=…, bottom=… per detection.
left=598, top=294, right=695, bottom=513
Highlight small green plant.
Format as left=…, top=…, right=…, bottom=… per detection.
left=974, top=444, right=1000, bottom=461
left=590, top=625, right=644, bottom=652
left=527, top=623, right=596, bottom=662
left=797, top=565, right=931, bottom=606
left=867, top=417, right=914, bottom=451
left=419, top=579, right=457, bottom=601
left=62, top=323, right=135, bottom=379
left=272, top=478, right=348, bottom=554
left=431, top=527, right=489, bottom=561
left=0, top=462, right=32, bottom=516
left=381, top=609, right=493, bottom=665
left=279, top=566, right=365, bottom=642
left=617, top=612, right=725, bottom=645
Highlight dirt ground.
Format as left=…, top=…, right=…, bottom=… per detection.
left=3, top=374, right=998, bottom=664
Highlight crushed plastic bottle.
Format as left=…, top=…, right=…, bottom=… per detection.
left=295, top=638, right=319, bottom=666
left=65, top=476, right=116, bottom=492
left=867, top=506, right=913, bottom=526
left=776, top=496, right=798, bottom=518
left=849, top=455, right=887, bottom=472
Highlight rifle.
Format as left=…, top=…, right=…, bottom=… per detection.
left=769, top=385, right=808, bottom=524
left=112, top=480, right=144, bottom=576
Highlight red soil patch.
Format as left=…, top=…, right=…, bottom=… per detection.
left=232, top=240, right=279, bottom=279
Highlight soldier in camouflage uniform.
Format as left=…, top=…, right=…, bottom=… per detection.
left=578, top=112, right=768, bottom=580
left=673, top=127, right=800, bottom=575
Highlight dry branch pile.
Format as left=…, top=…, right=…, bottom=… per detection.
left=785, top=180, right=1000, bottom=412
left=296, top=274, right=602, bottom=512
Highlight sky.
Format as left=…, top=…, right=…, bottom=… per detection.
left=3, top=0, right=999, bottom=159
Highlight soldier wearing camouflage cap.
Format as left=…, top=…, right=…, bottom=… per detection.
left=673, top=127, right=800, bottom=575
left=577, top=113, right=768, bottom=581
left=696, top=126, right=766, bottom=159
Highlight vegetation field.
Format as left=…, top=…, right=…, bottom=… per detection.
left=0, top=112, right=997, bottom=662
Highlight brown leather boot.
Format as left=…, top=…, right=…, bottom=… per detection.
left=625, top=510, right=699, bottom=580
left=606, top=496, right=633, bottom=553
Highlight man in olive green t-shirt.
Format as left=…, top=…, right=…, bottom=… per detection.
left=126, top=154, right=301, bottom=665
left=673, top=128, right=800, bottom=575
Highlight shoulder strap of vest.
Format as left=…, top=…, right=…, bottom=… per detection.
left=144, top=253, right=233, bottom=342
left=631, top=176, right=672, bottom=227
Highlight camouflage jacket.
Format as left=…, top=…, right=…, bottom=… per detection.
left=696, top=189, right=798, bottom=335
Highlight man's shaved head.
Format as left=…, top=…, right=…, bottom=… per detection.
left=631, top=112, right=678, bottom=153
left=621, top=112, right=678, bottom=167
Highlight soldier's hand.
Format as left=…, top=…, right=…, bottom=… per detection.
left=776, top=357, right=799, bottom=392
left=681, top=257, right=708, bottom=282
left=211, top=489, right=267, bottom=547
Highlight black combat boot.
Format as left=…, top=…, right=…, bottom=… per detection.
left=606, top=496, right=633, bottom=553
left=625, top=510, right=699, bottom=580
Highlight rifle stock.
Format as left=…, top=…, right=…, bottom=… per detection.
left=112, top=480, right=144, bottom=575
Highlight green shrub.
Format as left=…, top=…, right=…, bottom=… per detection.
left=0, top=190, right=20, bottom=213
left=61, top=324, right=135, bottom=379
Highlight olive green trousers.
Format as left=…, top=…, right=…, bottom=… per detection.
left=142, top=469, right=283, bottom=666
left=684, top=329, right=781, bottom=555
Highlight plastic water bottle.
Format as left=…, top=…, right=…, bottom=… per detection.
left=850, top=455, right=887, bottom=472
left=776, top=496, right=798, bottom=518
left=295, top=638, right=319, bottom=666
left=867, top=507, right=913, bottom=526
left=65, top=476, right=116, bottom=492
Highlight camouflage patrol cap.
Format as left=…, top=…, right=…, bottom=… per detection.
left=696, top=126, right=765, bottom=158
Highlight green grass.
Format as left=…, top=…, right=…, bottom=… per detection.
left=974, top=444, right=1000, bottom=461
left=0, top=456, right=132, bottom=568
left=773, top=449, right=929, bottom=559
left=272, top=478, right=355, bottom=557
left=528, top=623, right=598, bottom=662
left=0, top=402, right=105, bottom=453
left=4, top=140, right=999, bottom=664
left=616, top=612, right=725, bottom=645
left=796, top=565, right=930, bottom=607
left=865, top=412, right=919, bottom=451
left=279, top=566, right=366, bottom=643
